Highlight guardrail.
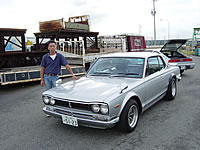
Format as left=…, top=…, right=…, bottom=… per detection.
left=55, top=40, right=85, bottom=67
left=55, top=40, right=123, bottom=65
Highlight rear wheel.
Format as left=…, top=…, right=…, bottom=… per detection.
left=165, top=77, right=177, bottom=100
left=180, top=70, right=184, bottom=75
left=118, top=100, right=140, bottom=133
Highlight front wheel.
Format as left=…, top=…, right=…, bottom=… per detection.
left=165, top=77, right=177, bottom=100
left=118, top=100, right=140, bottom=133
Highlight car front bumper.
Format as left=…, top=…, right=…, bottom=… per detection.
left=43, top=106, right=119, bottom=129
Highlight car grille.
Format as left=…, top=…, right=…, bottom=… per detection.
left=54, top=99, right=91, bottom=111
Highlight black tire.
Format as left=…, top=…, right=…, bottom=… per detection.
left=118, top=100, right=140, bottom=133
left=165, top=77, right=177, bottom=101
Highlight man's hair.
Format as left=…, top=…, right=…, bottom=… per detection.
left=47, top=40, right=56, bottom=47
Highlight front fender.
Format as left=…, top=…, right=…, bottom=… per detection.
left=118, top=91, right=142, bottom=116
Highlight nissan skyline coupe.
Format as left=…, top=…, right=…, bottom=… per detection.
left=42, top=51, right=181, bottom=132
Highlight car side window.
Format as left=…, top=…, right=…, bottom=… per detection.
left=158, top=56, right=166, bottom=69
left=145, top=57, right=160, bottom=76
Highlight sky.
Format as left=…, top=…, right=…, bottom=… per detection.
left=0, top=0, right=199, bottom=40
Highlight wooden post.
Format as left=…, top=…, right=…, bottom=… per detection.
left=77, top=37, right=80, bottom=55
left=84, top=36, right=87, bottom=52
left=36, top=36, right=39, bottom=50
left=56, top=34, right=59, bottom=50
left=95, top=35, right=98, bottom=49
left=72, top=37, right=74, bottom=54
left=22, top=34, right=26, bottom=52
left=0, top=34, right=4, bottom=53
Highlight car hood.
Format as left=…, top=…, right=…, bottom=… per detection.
left=161, top=39, right=187, bottom=51
left=43, top=76, right=141, bottom=103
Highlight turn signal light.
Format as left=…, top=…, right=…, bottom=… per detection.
left=115, top=104, right=120, bottom=108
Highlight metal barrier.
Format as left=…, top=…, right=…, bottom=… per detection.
left=56, top=40, right=85, bottom=67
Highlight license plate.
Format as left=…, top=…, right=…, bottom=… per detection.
left=181, top=66, right=186, bottom=70
left=62, top=115, right=78, bottom=127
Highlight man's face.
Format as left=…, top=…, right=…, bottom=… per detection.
left=48, top=43, right=56, bottom=52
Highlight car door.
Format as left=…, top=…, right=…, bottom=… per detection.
left=157, top=56, right=169, bottom=92
left=143, top=56, right=167, bottom=109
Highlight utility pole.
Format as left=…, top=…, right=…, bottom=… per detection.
left=151, top=0, right=157, bottom=45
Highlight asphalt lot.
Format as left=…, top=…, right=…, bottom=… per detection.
left=0, top=56, right=200, bottom=150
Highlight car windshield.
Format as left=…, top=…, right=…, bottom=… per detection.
left=88, top=57, right=144, bottom=78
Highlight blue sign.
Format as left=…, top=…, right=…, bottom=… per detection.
left=5, top=43, right=14, bottom=51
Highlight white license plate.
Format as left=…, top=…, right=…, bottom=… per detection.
left=62, top=115, right=78, bottom=127
left=181, top=66, right=186, bottom=70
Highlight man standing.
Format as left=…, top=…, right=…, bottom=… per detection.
left=40, top=40, right=77, bottom=90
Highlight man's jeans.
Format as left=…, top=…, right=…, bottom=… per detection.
left=44, top=74, right=59, bottom=90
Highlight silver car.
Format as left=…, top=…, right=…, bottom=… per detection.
left=42, top=51, right=181, bottom=132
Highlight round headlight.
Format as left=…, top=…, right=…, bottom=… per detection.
left=50, top=98, right=56, bottom=105
left=43, top=96, right=50, bottom=104
left=100, top=104, right=109, bottom=114
left=91, top=104, right=100, bottom=113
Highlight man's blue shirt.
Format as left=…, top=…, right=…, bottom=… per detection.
left=40, top=52, right=68, bottom=74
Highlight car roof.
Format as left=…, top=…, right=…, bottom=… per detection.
left=100, top=51, right=160, bottom=58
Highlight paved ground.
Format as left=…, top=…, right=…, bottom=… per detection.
left=0, top=56, right=200, bottom=150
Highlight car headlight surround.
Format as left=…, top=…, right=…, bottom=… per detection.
left=100, top=104, right=109, bottom=115
left=43, top=96, right=50, bottom=104
left=49, top=98, right=56, bottom=105
left=91, top=104, right=100, bottom=113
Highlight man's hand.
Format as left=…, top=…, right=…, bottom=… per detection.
left=72, top=75, right=78, bottom=80
left=41, top=80, right=44, bottom=86
left=65, top=65, right=79, bottom=80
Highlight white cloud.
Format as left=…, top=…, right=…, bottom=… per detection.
left=0, top=0, right=199, bottom=39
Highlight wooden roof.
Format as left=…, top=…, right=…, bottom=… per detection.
left=34, top=29, right=98, bottom=38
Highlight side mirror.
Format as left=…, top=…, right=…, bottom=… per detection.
left=56, top=79, right=62, bottom=86
left=120, top=83, right=128, bottom=93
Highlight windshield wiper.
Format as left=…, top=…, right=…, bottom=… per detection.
left=89, top=72, right=111, bottom=76
left=110, top=72, right=139, bottom=77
